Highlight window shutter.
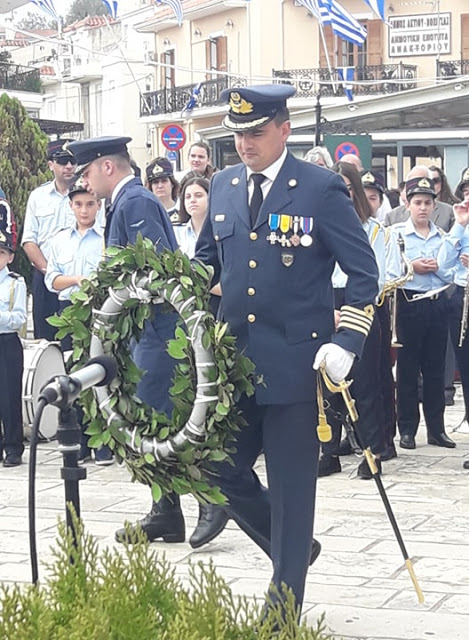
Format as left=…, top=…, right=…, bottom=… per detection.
left=366, top=20, right=383, bottom=65
left=319, top=25, right=335, bottom=68
left=462, top=14, right=469, bottom=59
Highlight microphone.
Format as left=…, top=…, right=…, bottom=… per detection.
left=39, top=355, right=118, bottom=407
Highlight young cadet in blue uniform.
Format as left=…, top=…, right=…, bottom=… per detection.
left=22, top=140, right=77, bottom=340
left=195, top=85, right=379, bottom=613
left=0, top=229, right=27, bottom=467
left=438, top=167, right=469, bottom=469
left=388, top=177, right=455, bottom=450
left=45, top=177, right=113, bottom=465
left=67, top=136, right=227, bottom=547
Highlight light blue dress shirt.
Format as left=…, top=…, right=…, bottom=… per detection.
left=0, top=267, right=27, bottom=334
left=387, top=218, right=452, bottom=292
left=22, top=181, right=76, bottom=261
left=173, top=222, right=198, bottom=259
left=332, top=217, right=386, bottom=297
left=45, top=221, right=105, bottom=301
left=437, top=222, right=468, bottom=287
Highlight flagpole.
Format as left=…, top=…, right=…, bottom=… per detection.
left=317, top=18, right=337, bottom=94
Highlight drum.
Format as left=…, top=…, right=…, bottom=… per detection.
left=22, top=339, right=65, bottom=441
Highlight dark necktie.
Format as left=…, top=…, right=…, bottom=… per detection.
left=249, top=173, right=266, bottom=227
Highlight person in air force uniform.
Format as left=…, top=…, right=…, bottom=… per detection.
left=195, top=84, right=379, bottom=613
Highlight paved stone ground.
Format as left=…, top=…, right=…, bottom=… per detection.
left=1, top=387, right=468, bottom=640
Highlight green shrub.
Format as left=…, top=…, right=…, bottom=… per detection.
left=0, top=517, right=336, bottom=639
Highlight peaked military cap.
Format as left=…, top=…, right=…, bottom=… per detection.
left=146, top=157, right=174, bottom=182
left=47, top=138, right=75, bottom=160
left=68, top=136, right=132, bottom=175
left=68, top=175, right=89, bottom=199
left=0, top=230, right=14, bottom=252
left=220, top=83, right=296, bottom=131
left=361, top=170, right=385, bottom=193
left=406, top=176, right=436, bottom=199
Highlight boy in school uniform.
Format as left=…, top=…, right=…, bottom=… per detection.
left=45, top=178, right=113, bottom=465
left=0, top=229, right=27, bottom=467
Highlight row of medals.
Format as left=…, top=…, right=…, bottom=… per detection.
left=267, top=214, right=313, bottom=247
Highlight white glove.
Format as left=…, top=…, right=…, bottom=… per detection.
left=313, top=343, right=355, bottom=383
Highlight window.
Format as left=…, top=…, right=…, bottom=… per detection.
left=319, top=20, right=382, bottom=69
left=161, top=49, right=175, bottom=89
left=205, top=36, right=227, bottom=81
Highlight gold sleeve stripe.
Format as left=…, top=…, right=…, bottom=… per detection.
left=339, top=315, right=372, bottom=332
left=370, top=222, right=381, bottom=246
left=341, top=304, right=375, bottom=319
left=337, top=320, right=370, bottom=337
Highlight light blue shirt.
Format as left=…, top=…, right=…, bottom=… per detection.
left=387, top=218, right=451, bottom=292
left=45, top=221, right=105, bottom=301
left=0, top=267, right=27, bottom=334
left=173, top=222, right=198, bottom=259
left=332, top=217, right=386, bottom=297
left=22, top=181, right=76, bottom=260
left=437, top=222, right=468, bottom=287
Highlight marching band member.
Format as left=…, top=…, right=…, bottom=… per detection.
left=388, top=177, right=455, bottom=450
left=437, top=167, right=469, bottom=467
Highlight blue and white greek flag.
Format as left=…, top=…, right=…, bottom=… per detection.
left=155, top=0, right=184, bottom=26
left=337, top=67, right=354, bottom=102
left=30, top=0, right=60, bottom=22
left=101, top=0, right=118, bottom=19
left=361, top=0, right=386, bottom=22
left=299, top=0, right=367, bottom=46
left=181, top=82, right=202, bottom=117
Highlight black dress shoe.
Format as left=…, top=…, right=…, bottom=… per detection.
left=115, top=507, right=185, bottom=543
left=3, top=454, right=22, bottom=467
left=318, top=455, right=341, bottom=477
left=380, top=443, right=397, bottom=461
left=427, top=433, right=456, bottom=448
left=189, top=504, right=229, bottom=549
left=357, top=457, right=382, bottom=480
left=399, top=435, right=416, bottom=450
left=310, top=538, right=321, bottom=565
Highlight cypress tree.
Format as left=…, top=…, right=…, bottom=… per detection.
left=0, top=93, right=49, bottom=284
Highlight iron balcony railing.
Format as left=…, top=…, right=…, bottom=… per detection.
left=436, top=59, right=469, bottom=80
left=0, top=63, right=42, bottom=93
left=273, top=63, right=418, bottom=97
left=140, top=76, right=247, bottom=117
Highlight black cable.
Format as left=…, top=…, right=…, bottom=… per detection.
left=28, top=397, right=48, bottom=586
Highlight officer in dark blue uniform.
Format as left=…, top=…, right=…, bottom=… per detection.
left=67, top=136, right=228, bottom=546
left=195, top=84, right=379, bottom=613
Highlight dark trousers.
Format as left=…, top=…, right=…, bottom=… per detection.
left=447, top=285, right=469, bottom=417
left=377, top=302, right=396, bottom=447
left=32, top=269, right=60, bottom=341
left=210, top=394, right=319, bottom=610
left=322, top=313, right=385, bottom=455
left=396, top=290, right=448, bottom=438
left=0, top=333, right=24, bottom=457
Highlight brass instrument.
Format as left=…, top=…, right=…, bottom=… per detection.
left=458, top=270, right=469, bottom=347
left=379, top=233, right=414, bottom=348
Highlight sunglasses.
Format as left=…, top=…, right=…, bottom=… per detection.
left=53, top=156, right=77, bottom=166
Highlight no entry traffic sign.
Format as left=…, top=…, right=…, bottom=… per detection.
left=161, top=124, right=186, bottom=151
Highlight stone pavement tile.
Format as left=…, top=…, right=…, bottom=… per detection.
left=0, top=561, right=34, bottom=584
left=311, top=550, right=409, bottom=581
left=382, top=588, right=446, bottom=611
left=371, top=540, right=469, bottom=562
left=319, top=512, right=430, bottom=539
left=404, top=556, right=469, bottom=585
left=411, top=515, right=469, bottom=545
left=302, top=602, right=469, bottom=640
left=368, top=577, right=469, bottom=596
left=436, top=593, right=469, bottom=615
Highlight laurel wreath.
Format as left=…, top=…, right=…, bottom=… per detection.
left=49, top=235, right=255, bottom=504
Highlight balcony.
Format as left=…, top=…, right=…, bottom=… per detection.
left=0, top=63, right=41, bottom=93
left=273, top=63, right=418, bottom=98
left=140, top=76, right=247, bottom=117
left=436, top=59, right=469, bottom=80
left=62, top=56, right=103, bottom=83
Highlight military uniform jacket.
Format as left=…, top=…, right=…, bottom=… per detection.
left=105, top=177, right=178, bottom=251
left=195, top=153, right=379, bottom=405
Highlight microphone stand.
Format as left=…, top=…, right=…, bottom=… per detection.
left=53, top=377, right=87, bottom=554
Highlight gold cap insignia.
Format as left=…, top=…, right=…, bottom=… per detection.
left=462, top=168, right=469, bottom=181
left=0, top=231, right=6, bottom=243
left=152, top=164, right=164, bottom=176
left=418, top=178, right=430, bottom=188
left=62, top=141, right=72, bottom=153
left=229, top=92, right=254, bottom=115
left=362, top=172, right=375, bottom=183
